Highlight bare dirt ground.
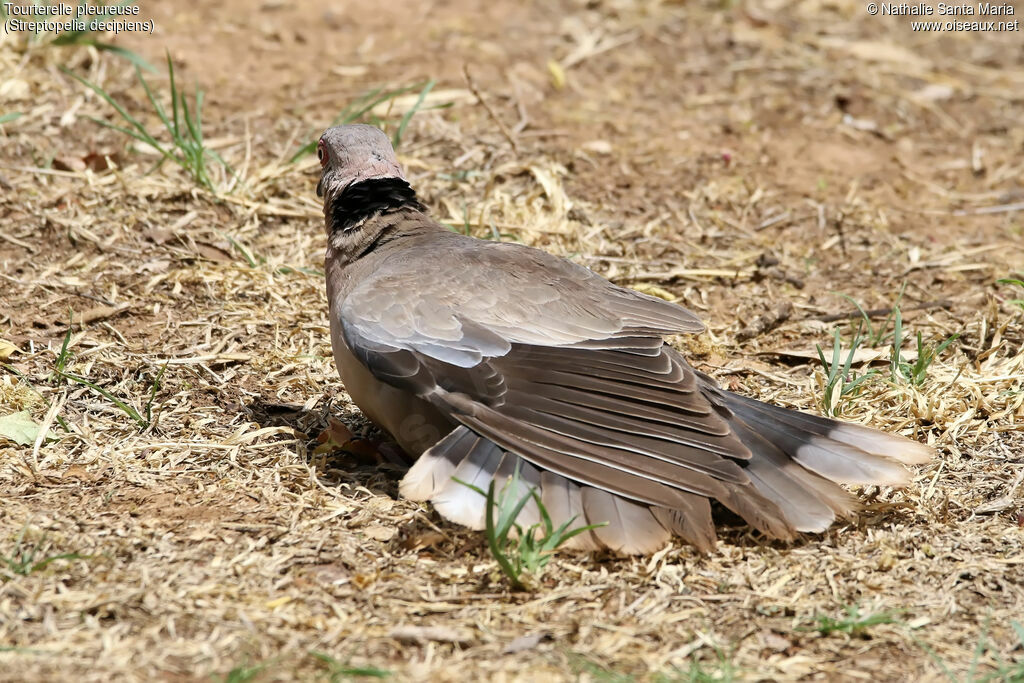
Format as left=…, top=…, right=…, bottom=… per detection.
left=2, top=0, right=1023, bottom=680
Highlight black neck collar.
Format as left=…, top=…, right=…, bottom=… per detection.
left=329, top=177, right=426, bottom=233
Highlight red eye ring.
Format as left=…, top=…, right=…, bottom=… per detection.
left=317, top=139, right=327, bottom=166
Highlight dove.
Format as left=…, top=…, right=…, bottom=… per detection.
left=315, top=124, right=932, bottom=554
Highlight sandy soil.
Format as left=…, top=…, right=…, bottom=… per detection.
left=1, top=0, right=1023, bottom=680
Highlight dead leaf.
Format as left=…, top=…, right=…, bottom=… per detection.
left=759, top=630, right=791, bottom=652
left=265, top=596, right=292, bottom=609
left=766, top=346, right=917, bottom=365
left=363, top=525, right=397, bottom=542
left=81, top=151, right=120, bottom=171
left=51, top=151, right=120, bottom=173
left=389, top=624, right=474, bottom=646
left=503, top=632, right=550, bottom=654
left=143, top=227, right=175, bottom=245
left=194, top=241, right=234, bottom=263
left=330, top=65, right=369, bottom=78
left=63, top=465, right=93, bottom=481
left=974, top=469, right=1024, bottom=514
left=975, top=498, right=1019, bottom=514
left=842, top=113, right=878, bottom=133
left=913, top=83, right=955, bottom=102
left=581, top=140, right=613, bottom=155
left=0, top=411, right=51, bottom=446
left=628, top=283, right=677, bottom=302
left=77, top=303, right=132, bottom=325
left=344, top=439, right=380, bottom=460
left=820, top=38, right=931, bottom=70
left=0, top=339, right=18, bottom=360
left=0, top=78, right=30, bottom=101
left=352, top=572, right=377, bottom=589
left=313, top=418, right=354, bottom=455
left=400, top=529, right=448, bottom=552
left=53, top=156, right=87, bottom=173
left=140, top=259, right=172, bottom=273
left=300, top=564, right=349, bottom=587
left=368, top=89, right=471, bottom=117
left=547, top=59, right=566, bottom=90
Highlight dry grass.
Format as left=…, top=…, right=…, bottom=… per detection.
left=2, top=0, right=1023, bottom=680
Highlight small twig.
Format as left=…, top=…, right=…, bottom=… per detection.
left=952, top=201, right=1024, bottom=217
left=512, top=81, right=530, bottom=135
left=0, top=162, right=88, bottom=177
left=687, top=206, right=705, bottom=236
left=834, top=211, right=847, bottom=257
left=810, top=299, right=953, bottom=323
left=0, top=231, right=36, bottom=252
left=463, top=64, right=519, bottom=153
left=756, top=211, right=792, bottom=231
left=30, top=394, right=64, bottom=472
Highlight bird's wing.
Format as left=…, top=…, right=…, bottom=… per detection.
left=336, top=238, right=798, bottom=545
left=337, top=238, right=704, bottom=369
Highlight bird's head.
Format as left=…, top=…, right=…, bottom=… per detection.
left=315, top=124, right=427, bottom=254
left=315, top=124, right=406, bottom=205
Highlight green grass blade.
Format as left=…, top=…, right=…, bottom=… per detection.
left=534, top=489, right=554, bottom=534
left=222, top=232, right=260, bottom=267
left=890, top=306, right=903, bottom=381
left=137, top=67, right=175, bottom=141
left=144, top=363, right=168, bottom=424
left=192, top=88, right=205, bottom=145
left=882, top=281, right=908, bottom=347
left=86, top=117, right=172, bottom=160
left=452, top=477, right=486, bottom=498
left=483, top=479, right=525, bottom=590
left=57, top=371, right=148, bottom=428
left=841, top=371, right=876, bottom=396
left=29, top=552, right=86, bottom=573
left=542, top=516, right=606, bottom=552
left=165, top=52, right=181, bottom=139
left=833, top=292, right=876, bottom=342
left=60, top=67, right=158, bottom=145
left=49, top=29, right=92, bottom=45
left=934, top=333, right=959, bottom=355
left=181, top=89, right=199, bottom=146
left=342, top=84, right=419, bottom=125
left=493, top=474, right=534, bottom=541
left=310, top=651, right=390, bottom=680
left=815, top=342, right=828, bottom=372
left=54, top=321, right=73, bottom=376
left=92, top=42, right=157, bottom=72
left=1011, top=620, right=1024, bottom=644
left=392, top=79, right=435, bottom=148
left=840, top=333, right=861, bottom=378
left=828, top=329, right=842, bottom=384
left=65, top=50, right=228, bottom=191
left=289, top=83, right=424, bottom=162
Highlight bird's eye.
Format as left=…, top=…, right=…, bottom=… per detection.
left=317, top=140, right=327, bottom=166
